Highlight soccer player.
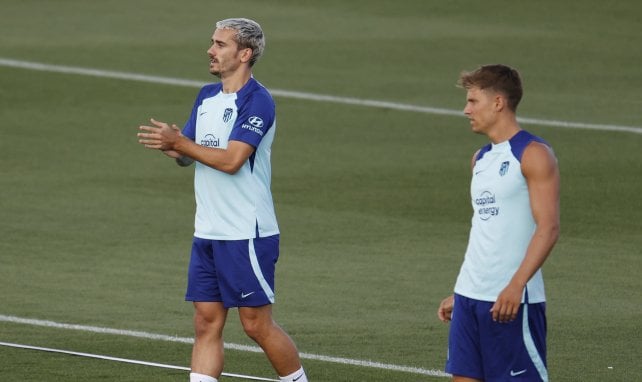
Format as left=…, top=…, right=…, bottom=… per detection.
left=437, top=64, right=560, bottom=382
left=137, top=18, right=308, bottom=382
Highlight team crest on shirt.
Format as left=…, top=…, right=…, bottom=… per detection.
left=223, top=108, right=233, bottom=122
left=499, top=161, right=510, bottom=176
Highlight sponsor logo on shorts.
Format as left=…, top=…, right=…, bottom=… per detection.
left=510, top=369, right=527, bottom=377
left=241, top=291, right=255, bottom=299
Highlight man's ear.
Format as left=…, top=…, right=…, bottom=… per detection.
left=494, top=93, right=506, bottom=112
left=239, top=48, right=253, bottom=64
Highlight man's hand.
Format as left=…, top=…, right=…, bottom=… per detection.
left=137, top=118, right=182, bottom=151
left=438, top=295, right=454, bottom=323
left=490, top=282, right=523, bottom=323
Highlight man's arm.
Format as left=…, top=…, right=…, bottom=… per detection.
left=490, top=141, right=560, bottom=323
left=138, top=118, right=254, bottom=174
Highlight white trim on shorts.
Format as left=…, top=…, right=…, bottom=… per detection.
left=522, top=303, right=549, bottom=381
left=248, top=238, right=275, bottom=303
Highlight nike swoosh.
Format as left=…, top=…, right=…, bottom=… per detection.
left=510, top=369, right=527, bottom=377
left=293, top=373, right=305, bottom=381
left=241, top=292, right=255, bottom=299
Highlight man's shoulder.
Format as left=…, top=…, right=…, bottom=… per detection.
left=194, top=83, right=222, bottom=104
left=520, top=138, right=559, bottom=182
left=202, top=82, right=223, bottom=94
left=510, top=130, right=551, bottom=162
left=240, top=78, right=273, bottom=102
left=475, top=143, right=493, bottom=162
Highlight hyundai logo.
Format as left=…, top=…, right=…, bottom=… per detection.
left=248, top=116, right=264, bottom=128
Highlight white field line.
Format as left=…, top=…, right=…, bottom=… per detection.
left=0, top=314, right=450, bottom=378
left=0, top=341, right=278, bottom=381
left=1, top=57, right=640, bottom=135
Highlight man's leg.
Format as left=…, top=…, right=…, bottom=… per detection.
left=239, top=305, right=305, bottom=379
left=191, top=301, right=228, bottom=378
left=452, top=377, right=482, bottom=382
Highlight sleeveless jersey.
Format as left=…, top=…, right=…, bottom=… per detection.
left=182, top=78, right=279, bottom=240
left=454, top=130, right=549, bottom=303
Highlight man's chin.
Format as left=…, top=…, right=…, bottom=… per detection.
left=470, top=125, right=483, bottom=135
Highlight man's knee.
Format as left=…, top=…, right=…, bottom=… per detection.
left=193, top=303, right=226, bottom=337
left=242, top=317, right=272, bottom=340
left=239, top=308, right=274, bottom=340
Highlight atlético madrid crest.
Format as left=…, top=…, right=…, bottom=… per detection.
left=499, top=161, right=510, bottom=176
left=223, top=108, right=233, bottom=122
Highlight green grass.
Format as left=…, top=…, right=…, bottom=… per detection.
left=1, top=1, right=641, bottom=381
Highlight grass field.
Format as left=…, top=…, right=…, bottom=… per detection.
left=1, top=1, right=641, bottom=381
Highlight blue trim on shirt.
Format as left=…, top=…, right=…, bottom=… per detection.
left=475, top=130, right=549, bottom=163
left=476, top=143, right=493, bottom=162
left=229, top=78, right=275, bottom=148
left=509, top=130, right=549, bottom=162
left=182, top=83, right=222, bottom=140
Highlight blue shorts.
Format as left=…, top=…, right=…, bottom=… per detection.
left=446, top=294, right=548, bottom=381
left=185, top=235, right=279, bottom=308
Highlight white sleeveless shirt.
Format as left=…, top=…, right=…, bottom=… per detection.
left=454, top=130, right=548, bottom=303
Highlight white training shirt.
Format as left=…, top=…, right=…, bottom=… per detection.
left=454, top=130, right=549, bottom=303
left=182, top=78, right=279, bottom=240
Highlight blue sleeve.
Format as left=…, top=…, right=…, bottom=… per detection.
left=182, top=110, right=196, bottom=140
left=182, top=102, right=198, bottom=141
left=182, top=86, right=216, bottom=140
left=229, top=91, right=275, bottom=148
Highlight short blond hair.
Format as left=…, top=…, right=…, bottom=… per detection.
left=458, top=64, right=523, bottom=112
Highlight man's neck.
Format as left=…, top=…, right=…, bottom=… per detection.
left=486, top=116, right=521, bottom=144
left=220, top=69, right=252, bottom=94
